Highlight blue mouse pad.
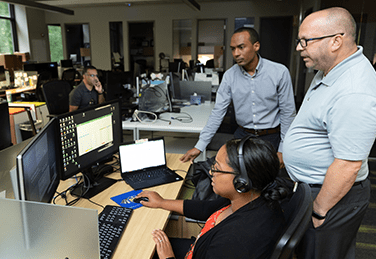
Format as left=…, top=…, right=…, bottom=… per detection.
left=111, top=189, right=143, bottom=209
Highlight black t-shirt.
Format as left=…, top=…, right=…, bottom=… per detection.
left=69, top=81, right=99, bottom=110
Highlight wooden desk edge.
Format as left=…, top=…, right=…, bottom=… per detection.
left=55, top=153, right=191, bottom=259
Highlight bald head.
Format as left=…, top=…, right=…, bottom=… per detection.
left=297, top=7, right=358, bottom=75
left=304, top=7, right=356, bottom=43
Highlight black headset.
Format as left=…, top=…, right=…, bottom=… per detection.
left=233, top=135, right=253, bottom=193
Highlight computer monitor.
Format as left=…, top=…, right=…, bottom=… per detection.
left=60, top=59, right=73, bottom=68
left=105, top=71, right=134, bottom=104
left=15, top=118, right=60, bottom=203
left=177, top=81, right=213, bottom=102
left=169, top=72, right=180, bottom=100
left=56, top=100, right=122, bottom=199
left=23, top=62, right=59, bottom=79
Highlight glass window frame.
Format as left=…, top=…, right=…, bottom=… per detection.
left=0, top=3, right=19, bottom=53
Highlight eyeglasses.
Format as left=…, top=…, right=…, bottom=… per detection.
left=296, top=33, right=344, bottom=48
left=86, top=74, right=98, bottom=78
left=210, top=161, right=239, bottom=176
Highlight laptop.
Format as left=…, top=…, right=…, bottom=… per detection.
left=119, top=137, right=184, bottom=190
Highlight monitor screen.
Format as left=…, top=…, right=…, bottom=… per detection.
left=15, top=118, right=60, bottom=203
left=60, top=59, right=73, bottom=68
left=56, top=100, right=122, bottom=198
left=23, top=62, right=59, bottom=79
left=105, top=71, right=134, bottom=104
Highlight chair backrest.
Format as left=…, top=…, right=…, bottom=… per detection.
left=270, top=182, right=313, bottom=259
left=42, top=80, right=72, bottom=116
left=0, top=102, right=12, bottom=150
left=36, top=71, right=53, bottom=102
left=62, top=68, right=76, bottom=81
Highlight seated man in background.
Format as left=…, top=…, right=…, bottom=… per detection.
left=69, top=66, right=105, bottom=112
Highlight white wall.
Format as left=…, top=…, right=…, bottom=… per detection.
left=15, top=6, right=50, bottom=62
left=44, top=0, right=300, bottom=71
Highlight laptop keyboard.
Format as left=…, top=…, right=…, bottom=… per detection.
left=127, top=168, right=173, bottom=182
left=98, top=205, right=133, bottom=259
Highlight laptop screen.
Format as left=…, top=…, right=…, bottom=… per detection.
left=119, top=138, right=166, bottom=173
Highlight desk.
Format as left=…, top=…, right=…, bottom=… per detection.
left=123, top=103, right=214, bottom=158
left=8, top=102, right=49, bottom=144
left=5, top=85, right=36, bottom=96
left=123, top=103, right=213, bottom=140
left=55, top=153, right=190, bottom=259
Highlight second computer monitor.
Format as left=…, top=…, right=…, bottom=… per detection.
left=176, top=81, right=212, bottom=102
left=15, top=118, right=60, bottom=203
left=57, top=100, right=122, bottom=181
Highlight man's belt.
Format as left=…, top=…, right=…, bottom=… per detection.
left=307, top=179, right=365, bottom=189
left=239, top=125, right=280, bottom=136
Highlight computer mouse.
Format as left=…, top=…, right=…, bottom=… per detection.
left=133, top=197, right=149, bottom=203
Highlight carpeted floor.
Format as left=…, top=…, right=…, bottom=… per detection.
left=355, top=159, right=376, bottom=258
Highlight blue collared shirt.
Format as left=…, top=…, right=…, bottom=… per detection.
left=284, top=46, right=376, bottom=184
left=195, top=55, right=296, bottom=152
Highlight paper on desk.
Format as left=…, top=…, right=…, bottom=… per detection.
left=111, top=189, right=143, bottom=209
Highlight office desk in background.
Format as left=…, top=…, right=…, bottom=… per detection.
left=123, top=102, right=213, bottom=147
left=122, top=103, right=214, bottom=158
left=8, top=102, right=49, bottom=145
left=5, top=85, right=36, bottom=96
left=55, top=153, right=190, bottom=259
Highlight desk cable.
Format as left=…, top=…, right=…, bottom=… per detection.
left=53, top=162, right=122, bottom=208
left=170, top=112, right=193, bottom=123
left=158, top=112, right=193, bottom=124
left=132, top=109, right=158, bottom=123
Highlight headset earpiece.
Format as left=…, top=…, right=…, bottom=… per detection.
left=233, top=135, right=253, bottom=193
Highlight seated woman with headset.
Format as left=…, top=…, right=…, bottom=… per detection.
left=136, top=136, right=288, bottom=259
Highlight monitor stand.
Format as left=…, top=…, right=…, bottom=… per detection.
left=70, top=167, right=117, bottom=199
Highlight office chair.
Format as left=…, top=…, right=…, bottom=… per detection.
left=62, top=68, right=81, bottom=88
left=42, top=80, right=72, bottom=116
left=270, top=182, right=313, bottom=259
left=0, top=102, right=12, bottom=150
left=35, top=71, right=53, bottom=102
left=205, top=59, right=215, bottom=68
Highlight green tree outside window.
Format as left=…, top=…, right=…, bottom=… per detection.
left=48, top=25, right=64, bottom=63
left=0, top=2, right=14, bottom=54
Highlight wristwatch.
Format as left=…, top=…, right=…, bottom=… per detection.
left=312, top=210, right=326, bottom=220
left=98, top=90, right=104, bottom=95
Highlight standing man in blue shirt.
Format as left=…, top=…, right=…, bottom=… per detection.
left=69, top=66, right=105, bottom=112
left=180, top=27, right=296, bottom=166
left=284, top=7, right=376, bottom=258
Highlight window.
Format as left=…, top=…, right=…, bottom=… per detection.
left=0, top=2, right=18, bottom=54
left=48, top=25, right=64, bottom=63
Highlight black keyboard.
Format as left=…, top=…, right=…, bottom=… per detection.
left=128, top=168, right=173, bottom=182
left=98, top=205, right=133, bottom=259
